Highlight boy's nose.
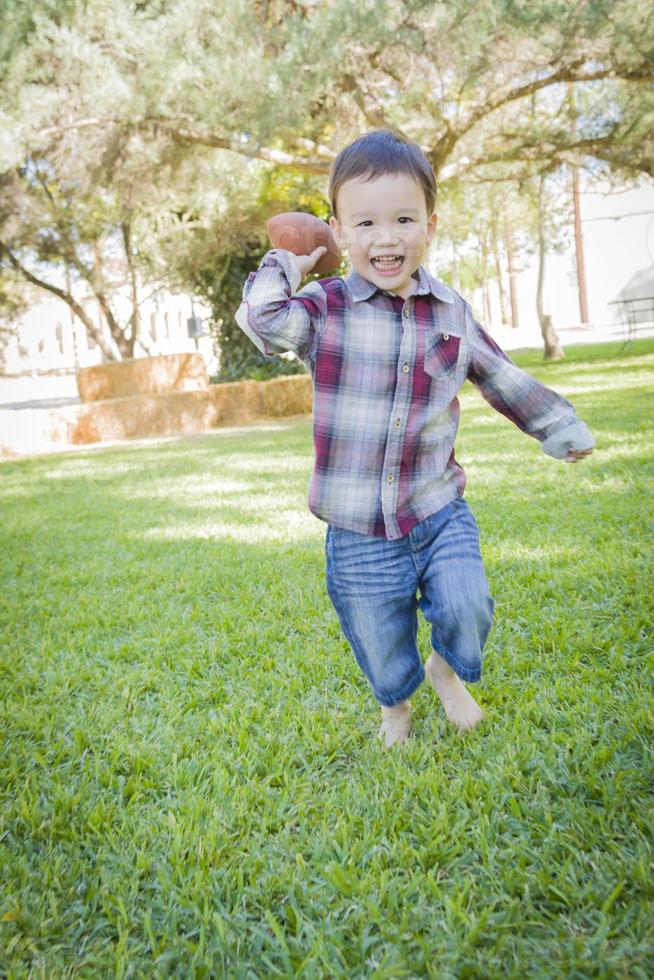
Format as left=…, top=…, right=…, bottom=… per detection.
left=373, top=227, right=400, bottom=245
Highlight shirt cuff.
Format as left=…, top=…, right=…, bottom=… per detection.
left=261, top=248, right=303, bottom=294
left=541, top=419, right=596, bottom=459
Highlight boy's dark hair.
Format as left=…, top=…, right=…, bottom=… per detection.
left=328, top=129, right=437, bottom=219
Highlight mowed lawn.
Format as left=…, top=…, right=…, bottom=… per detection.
left=1, top=339, right=652, bottom=978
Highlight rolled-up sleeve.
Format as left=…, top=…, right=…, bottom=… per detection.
left=466, top=312, right=595, bottom=459
left=235, top=248, right=327, bottom=361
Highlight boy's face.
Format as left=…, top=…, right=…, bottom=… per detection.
left=329, top=172, right=437, bottom=299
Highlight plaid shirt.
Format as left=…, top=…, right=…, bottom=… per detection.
left=236, top=249, right=595, bottom=539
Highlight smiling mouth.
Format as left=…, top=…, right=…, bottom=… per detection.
left=371, top=255, right=404, bottom=272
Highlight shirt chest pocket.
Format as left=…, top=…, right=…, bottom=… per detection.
left=423, top=331, right=461, bottom=381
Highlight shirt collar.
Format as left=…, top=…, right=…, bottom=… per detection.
left=344, top=264, right=455, bottom=304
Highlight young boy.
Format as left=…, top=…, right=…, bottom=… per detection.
left=235, top=129, right=595, bottom=747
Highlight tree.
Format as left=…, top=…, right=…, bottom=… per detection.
left=535, top=174, right=565, bottom=360
left=2, top=0, right=652, bottom=367
left=9, top=1, right=653, bottom=188
left=159, top=164, right=345, bottom=380
left=0, top=159, right=145, bottom=360
left=38, top=0, right=648, bottom=181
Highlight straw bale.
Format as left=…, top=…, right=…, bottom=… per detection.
left=208, top=380, right=264, bottom=424
left=77, top=353, right=209, bottom=402
left=70, top=390, right=218, bottom=443
left=259, top=375, right=313, bottom=417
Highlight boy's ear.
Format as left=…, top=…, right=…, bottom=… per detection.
left=426, top=212, right=438, bottom=242
left=329, top=215, right=346, bottom=249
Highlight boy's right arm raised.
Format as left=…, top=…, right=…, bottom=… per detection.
left=235, top=247, right=328, bottom=361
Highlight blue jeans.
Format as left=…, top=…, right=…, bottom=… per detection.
left=325, top=497, right=495, bottom=707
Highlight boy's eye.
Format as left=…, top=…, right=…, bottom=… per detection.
left=356, top=217, right=413, bottom=227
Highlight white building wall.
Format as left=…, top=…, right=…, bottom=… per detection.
left=3, top=284, right=216, bottom=378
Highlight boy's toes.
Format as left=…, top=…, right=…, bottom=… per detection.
left=453, top=701, right=484, bottom=731
left=377, top=722, right=410, bottom=746
left=378, top=701, right=411, bottom=747
left=425, top=654, right=484, bottom=732
left=440, top=694, right=484, bottom=731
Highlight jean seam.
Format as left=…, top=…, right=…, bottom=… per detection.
left=376, top=662, right=426, bottom=707
left=430, top=640, right=482, bottom=683
left=326, top=570, right=394, bottom=703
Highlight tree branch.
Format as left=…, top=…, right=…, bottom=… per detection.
left=35, top=116, right=332, bottom=173
left=444, top=127, right=654, bottom=181
left=0, top=241, right=116, bottom=361
left=452, top=60, right=607, bottom=146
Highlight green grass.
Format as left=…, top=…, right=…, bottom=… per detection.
left=1, top=338, right=653, bottom=978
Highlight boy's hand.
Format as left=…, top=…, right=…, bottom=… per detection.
left=293, top=246, right=328, bottom=278
left=564, top=448, right=594, bottom=463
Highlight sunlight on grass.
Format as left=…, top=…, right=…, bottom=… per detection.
left=127, top=476, right=259, bottom=498
left=546, top=353, right=654, bottom=376
left=554, top=375, right=653, bottom=396
left=142, top=510, right=323, bottom=543
left=487, top=541, right=583, bottom=561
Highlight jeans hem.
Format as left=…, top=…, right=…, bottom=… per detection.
left=431, top=644, right=482, bottom=683
left=374, top=663, right=426, bottom=708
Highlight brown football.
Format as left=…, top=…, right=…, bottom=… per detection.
left=266, top=211, right=342, bottom=275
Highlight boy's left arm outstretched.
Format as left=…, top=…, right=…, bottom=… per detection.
left=465, top=310, right=595, bottom=462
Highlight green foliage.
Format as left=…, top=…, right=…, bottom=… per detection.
left=0, top=267, right=28, bottom=325
left=1, top=0, right=652, bottom=364
left=257, top=166, right=333, bottom=222
left=0, top=0, right=78, bottom=80
left=198, top=243, right=309, bottom=383
left=189, top=167, right=337, bottom=382
left=1, top=339, right=652, bottom=975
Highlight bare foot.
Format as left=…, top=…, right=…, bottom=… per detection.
left=424, top=653, right=484, bottom=731
left=378, top=699, right=411, bottom=747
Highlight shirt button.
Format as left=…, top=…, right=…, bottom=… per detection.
left=394, top=418, right=401, bottom=428
left=387, top=473, right=394, bottom=483
left=402, top=363, right=409, bottom=373
left=443, top=332, right=449, bottom=341
left=403, top=307, right=410, bottom=318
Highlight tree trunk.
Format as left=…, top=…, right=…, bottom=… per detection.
left=122, top=221, right=140, bottom=356
left=569, top=87, right=590, bottom=326
left=64, top=265, right=80, bottom=369
left=537, top=176, right=564, bottom=360
left=571, top=163, right=590, bottom=325
left=480, top=234, right=492, bottom=325
left=505, top=206, right=519, bottom=329
left=491, top=216, right=509, bottom=325
left=89, top=241, right=133, bottom=359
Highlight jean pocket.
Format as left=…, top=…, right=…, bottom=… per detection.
left=326, top=524, right=357, bottom=570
